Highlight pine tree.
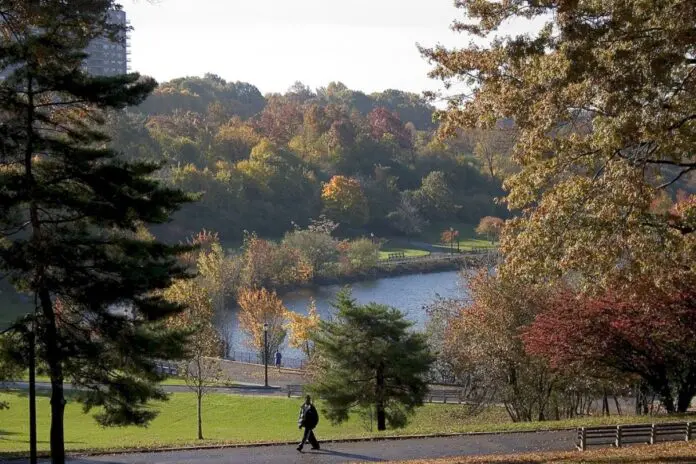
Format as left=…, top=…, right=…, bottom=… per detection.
left=311, top=290, right=433, bottom=431
left=0, top=2, right=194, bottom=462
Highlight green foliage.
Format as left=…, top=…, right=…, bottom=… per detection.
left=310, top=290, right=434, bottom=431
left=104, top=74, right=507, bottom=242
left=0, top=1, right=194, bottom=460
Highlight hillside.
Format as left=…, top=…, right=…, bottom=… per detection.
left=107, top=74, right=512, bottom=242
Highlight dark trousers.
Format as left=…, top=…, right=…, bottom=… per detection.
left=299, top=427, right=319, bottom=449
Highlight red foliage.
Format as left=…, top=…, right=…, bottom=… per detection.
left=367, top=107, right=412, bottom=149
left=523, top=278, right=696, bottom=412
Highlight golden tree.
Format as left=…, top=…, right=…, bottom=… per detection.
left=165, top=278, right=222, bottom=440
left=237, top=288, right=287, bottom=362
left=321, top=175, right=369, bottom=226
left=284, top=299, right=320, bottom=358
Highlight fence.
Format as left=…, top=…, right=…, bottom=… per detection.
left=228, top=350, right=307, bottom=369
left=577, top=422, right=694, bottom=451
left=154, top=361, right=179, bottom=376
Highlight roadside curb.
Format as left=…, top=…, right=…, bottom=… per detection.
left=32, top=427, right=576, bottom=460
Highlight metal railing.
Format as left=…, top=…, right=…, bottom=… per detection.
left=577, top=422, right=694, bottom=451
left=228, top=350, right=307, bottom=369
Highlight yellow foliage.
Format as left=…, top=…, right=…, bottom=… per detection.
left=237, top=287, right=287, bottom=355
left=284, top=299, right=320, bottom=357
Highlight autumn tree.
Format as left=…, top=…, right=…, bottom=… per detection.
left=524, top=276, right=696, bottom=414
left=368, top=107, right=413, bottom=149
left=446, top=272, right=567, bottom=422
left=0, top=2, right=193, bottom=462
left=422, top=0, right=696, bottom=287
left=339, top=238, right=380, bottom=273
left=282, top=218, right=339, bottom=278
left=311, top=290, right=433, bottom=431
left=237, top=288, right=287, bottom=362
left=440, top=228, right=459, bottom=253
left=284, top=299, right=320, bottom=359
left=476, top=217, right=504, bottom=244
left=165, top=279, right=222, bottom=440
left=321, top=176, right=370, bottom=227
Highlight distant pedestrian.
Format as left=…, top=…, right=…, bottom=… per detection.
left=297, top=395, right=320, bottom=452
left=275, top=350, right=282, bottom=371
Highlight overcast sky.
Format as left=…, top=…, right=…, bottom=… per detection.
left=124, top=0, right=542, bottom=95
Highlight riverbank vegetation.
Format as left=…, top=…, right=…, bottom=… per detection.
left=0, top=391, right=690, bottom=456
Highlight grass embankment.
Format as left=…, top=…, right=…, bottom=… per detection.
left=388, top=442, right=696, bottom=464
left=379, top=245, right=431, bottom=261
left=0, top=391, right=693, bottom=456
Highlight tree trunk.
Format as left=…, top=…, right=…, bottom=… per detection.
left=376, top=365, right=386, bottom=431
left=602, top=389, right=609, bottom=416
left=676, top=387, right=695, bottom=413
left=659, top=386, right=676, bottom=414
left=41, top=289, right=65, bottom=464
left=197, top=388, right=203, bottom=440
left=376, top=402, right=386, bottom=431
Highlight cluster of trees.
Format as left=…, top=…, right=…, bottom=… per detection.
left=421, top=0, right=696, bottom=421
left=108, top=75, right=511, bottom=242
left=428, top=269, right=696, bottom=422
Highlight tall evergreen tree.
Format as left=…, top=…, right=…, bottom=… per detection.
left=311, top=290, right=433, bottom=431
left=0, top=2, right=194, bottom=462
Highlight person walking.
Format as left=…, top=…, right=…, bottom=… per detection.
left=297, top=395, right=320, bottom=452
left=275, top=350, right=282, bottom=371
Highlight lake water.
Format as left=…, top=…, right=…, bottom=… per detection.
left=222, top=270, right=467, bottom=360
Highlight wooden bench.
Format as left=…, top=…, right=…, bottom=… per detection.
left=427, top=389, right=464, bottom=404
left=577, top=422, right=694, bottom=451
left=388, top=252, right=406, bottom=260
left=155, top=361, right=179, bottom=377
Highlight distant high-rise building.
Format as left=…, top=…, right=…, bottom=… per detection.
left=82, top=9, right=130, bottom=77
left=0, top=9, right=130, bottom=79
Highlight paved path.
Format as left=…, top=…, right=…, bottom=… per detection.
left=2, top=431, right=576, bottom=464
left=3, top=382, right=287, bottom=397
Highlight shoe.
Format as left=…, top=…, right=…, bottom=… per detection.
left=311, top=445, right=320, bottom=450
left=296, top=446, right=303, bottom=452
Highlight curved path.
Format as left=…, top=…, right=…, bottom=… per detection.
left=1, top=431, right=576, bottom=464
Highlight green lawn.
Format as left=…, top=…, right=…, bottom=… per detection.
left=18, top=374, right=232, bottom=387
left=420, top=222, right=497, bottom=251
left=0, top=391, right=692, bottom=456
left=379, top=246, right=431, bottom=261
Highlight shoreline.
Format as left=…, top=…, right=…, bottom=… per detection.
left=276, top=254, right=492, bottom=294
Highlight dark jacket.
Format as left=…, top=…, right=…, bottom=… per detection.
left=298, top=403, right=319, bottom=429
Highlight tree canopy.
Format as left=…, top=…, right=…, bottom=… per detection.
left=107, top=75, right=508, bottom=243
left=422, top=0, right=696, bottom=288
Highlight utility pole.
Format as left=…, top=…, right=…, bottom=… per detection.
left=263, top=322, right=269, bottom=388
left=29, top=317, right=37, bottom=464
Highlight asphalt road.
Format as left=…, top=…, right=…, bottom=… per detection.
left=2, top=431, right=576, bottom=464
